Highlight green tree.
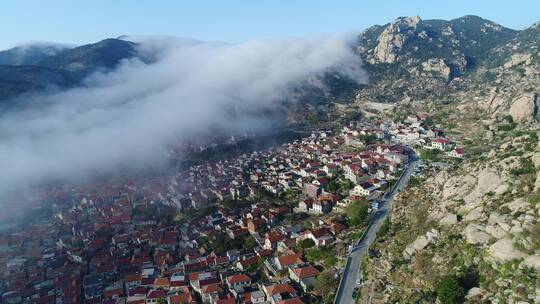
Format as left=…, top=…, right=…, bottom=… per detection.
left=346, top=200, right=369, bottom=226
left=298, top=238, right=316, bottom=249
left=244, top=235, right=258, bottom=251
left=156, top=299, right=167, bottom=304
left=340, top=179, right=354, bottom=190
left=419, top=148, right=442, bottom=161
left=313, top=271, right=338, bottom=300
left=296, top=238, right=316, bottom=254
left=328, top=179, right=339, bottom=193
left=358, top=133, right=377, bottom=145
left=306, top=247, right=337, bottom=267
left=377, top=217, right=391, bottom=238
left=436, top=275, right=466, bottom=304
left=509, top=158, right=535, bottom=176
left=246, top=257, right=266, bottom=276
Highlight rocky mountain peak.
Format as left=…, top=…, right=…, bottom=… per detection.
left=394, top=15, right=422, bottom=28
left=370, top=15, right=422, bottom=64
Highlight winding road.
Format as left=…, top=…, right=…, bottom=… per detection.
left=334, top=160, right=418, bottom=304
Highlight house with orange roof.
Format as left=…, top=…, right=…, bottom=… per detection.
left=264, top=232, right=286, bottom=250
left=153, top=277, right=170, bottom=290
left=124, top=273, right=142, bottom=291
left=169, top=273, right=187, bottom=291
left=247, top=218, right=267, bottom=233
left=288, top=266, right=320, bottom=291
left=274, top=253, right=304, bottom=271
left=261, top=283, right=298, bottom=304
left=305, top=227, right=335, bottom=247
left=216, top=297, right=235, bottom=304
left=226, top=273, right=251, bottom=294
left=240, top=290, right=266, bottom=304
left=146, top=289, right=166, bottom=303
left=236, top=256, right=260, bottom=271
left=200, top=283, right=222, bottom=304
left=168, top=291, right=195, bottom=304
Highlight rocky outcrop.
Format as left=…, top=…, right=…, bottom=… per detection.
left=403, top=228, right=439, bottom=259
left=439, top=213, right=458, bottom=226
left=370, top=16, right=421, bottom=64
left=521, top=255, right=540, bottom=270
left=462, top=168, right=507, bottom=206
left=503, top=53, right=533, bottom=69
left=488, top=239, right=527, bottom=262
left=484, top=88, right=506, bottom=114
left=485, top=224, right=509, bottom=239
left=503, top=198, right=530, bottom=215
left=464, top=224, right=493, bottom=245
left=421, top=59, right=452, bottom=80
left=464, top=207, right=484, bottom=221
left=509, top=93, right=538, bottom=123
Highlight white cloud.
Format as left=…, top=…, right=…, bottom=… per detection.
left=0, top=33, right=366, bottom=202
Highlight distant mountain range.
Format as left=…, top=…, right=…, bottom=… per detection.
left=0, top=39, right=137, bottom=102
left=357, top=15, right=539, bottom=101
left=0, top=43, right=70, bottom=65
left=0, top=15, right=538, bottom=106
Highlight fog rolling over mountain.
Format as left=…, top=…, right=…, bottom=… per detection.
left=0, top=34, right=367, bottom=203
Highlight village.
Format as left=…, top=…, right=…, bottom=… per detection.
left=0, top=114, right=464, bottom=304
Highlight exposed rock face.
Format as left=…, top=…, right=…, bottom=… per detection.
left=485, top=224, right=509, bottom=239
left=464, top=224, right=493, bottom=244
left=503, top=53, right=533, bottom=69
left=421, top=59, right=452, bottom=80
left=371, top=16, right=421, bottom=64
left=484, top=90, right=506, bottom=114
left=403, top=228, right=439, bottom=259
left=509, top=93, right=538, bottom=123
left=504, top=198, right=530, bottom=215
left=463, top=168, right=507, bottom=206
left=439, top=213, right=458, bottom=226
left=488, top=239, right=527, bottom=262
left=521, top=255, right=540, bottom=270
left=488, top=213, right=511, bottom=232
left=464, top=207, right=484, bottom=222
left=441, top=173, right=475, bottom=200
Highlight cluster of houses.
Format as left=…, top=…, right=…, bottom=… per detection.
left=0, top=115, right=463, bottom=304
left=360, top=114, right=464, bottom=159
left=0, top=183, right=349, bottom=304
left=169, top=121, right=419, bottom=216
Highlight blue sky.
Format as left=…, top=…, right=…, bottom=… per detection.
left=1, top=0, right=539, bottom=49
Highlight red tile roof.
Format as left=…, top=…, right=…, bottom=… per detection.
left=266, top=283, right=296, bottom=295
left=201, top=283, right=222, bottom=294
left=147, top=289, right=166, bottom=299
left=169, top=293, right=194, bottom=304
left=153, top=277, right=170, bottom=287
left=227, top=274, right=251, bottom=284
left=277, top=253, right=303, bottom=266
left=292, top=266, right=320, bottom=279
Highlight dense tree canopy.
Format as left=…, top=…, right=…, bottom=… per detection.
left=436, top=275, right=466, bottom=304
left=346, top=199, right=370, bottom=227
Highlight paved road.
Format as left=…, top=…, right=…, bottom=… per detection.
left=334, top=160, right=418, bottom=304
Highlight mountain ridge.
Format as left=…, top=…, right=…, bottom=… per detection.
left=0, top=15, right=538, bottom=109
left=0, top=38, right=137, bottom=101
